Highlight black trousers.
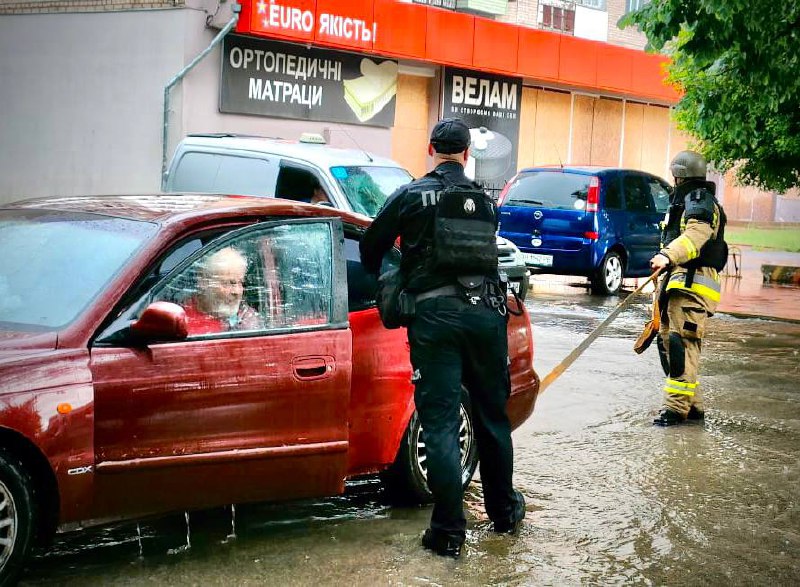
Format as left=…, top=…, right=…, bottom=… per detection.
left=407, top=295, right=515, bottom=542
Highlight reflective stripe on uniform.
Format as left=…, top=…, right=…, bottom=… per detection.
left=675, top=234, right=699, bottom=260
left=664, top=378, right=697, bottom=397
left=667, top=271, right=721, bottom=302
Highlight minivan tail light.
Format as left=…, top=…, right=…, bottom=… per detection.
left=584, top=231, right=600, bottom=240
left=587, top=176, right=600, bottom=212
left=497, top=176, right=516, bottom=207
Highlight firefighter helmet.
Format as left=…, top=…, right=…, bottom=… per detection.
left=670, top=150, right=707, bottom=179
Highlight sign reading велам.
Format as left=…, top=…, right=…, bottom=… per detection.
left=442, top=67, right=522, bottom=186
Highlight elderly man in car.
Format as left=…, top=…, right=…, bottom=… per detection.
left=183, top=247, right=264, bottom=334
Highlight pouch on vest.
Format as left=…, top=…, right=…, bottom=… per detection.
left=376, top=268, right=413, bottom=329
left=430, top=172, right=498, bottom=275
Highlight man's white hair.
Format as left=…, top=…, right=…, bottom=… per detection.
left=202, top=247, right=247, bottom=278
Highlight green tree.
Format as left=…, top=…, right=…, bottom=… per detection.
left=621, top=1, right=800, bottom=193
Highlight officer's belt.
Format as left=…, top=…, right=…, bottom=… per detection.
left=415, top=285, right=461, bottom=303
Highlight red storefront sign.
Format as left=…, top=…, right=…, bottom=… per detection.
left=237, top=0, right=680, bottom=104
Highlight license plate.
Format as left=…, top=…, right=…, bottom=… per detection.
left=522, top=253, right=553, bottom=267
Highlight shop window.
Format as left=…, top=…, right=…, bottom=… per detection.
left=539, top=2, right=576, bottom=34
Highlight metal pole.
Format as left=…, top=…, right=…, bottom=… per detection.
left=161, top=4, right=240, bottom=190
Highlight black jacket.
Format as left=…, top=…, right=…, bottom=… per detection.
left=360, top=161, right=498, bottom=292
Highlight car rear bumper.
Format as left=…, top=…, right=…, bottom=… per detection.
left=518, top=243, right=599, bottom=276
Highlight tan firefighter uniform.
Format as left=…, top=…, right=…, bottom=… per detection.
left=657, top=207, right=722, bottom=418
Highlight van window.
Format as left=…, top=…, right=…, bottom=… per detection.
left=331, top=166, right=413, bottom=217
left=504, top=172, right=591, bottom=210
left=644, top=176, right=671, bottom=213
left=275, top=165, right=323, bottom=202
left=623, top=175, right=654, bottom=213
left=170, top=152, right=278, bottom=197
left=604, top=176, right=623, bottom=210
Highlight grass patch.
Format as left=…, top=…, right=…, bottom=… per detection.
left=726, top=226, right=800, bottom=252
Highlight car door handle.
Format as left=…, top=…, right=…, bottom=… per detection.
left=292, top=356, right=333, bottom=380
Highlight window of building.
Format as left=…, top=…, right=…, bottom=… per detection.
left=539, top=2, right=576, bottom=34
left=576, top=0, right=606, bottom=9
left=625, top=0, right=649, bottom=13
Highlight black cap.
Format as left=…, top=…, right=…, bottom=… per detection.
left=429, top=118, right=471, bottom=154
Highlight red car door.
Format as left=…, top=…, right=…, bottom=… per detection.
left=89, top=218, right=352, bottom=520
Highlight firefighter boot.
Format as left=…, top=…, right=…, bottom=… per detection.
left=653, top=409, right=685, bottom=426
left=686, top=405, right=705, bottom=421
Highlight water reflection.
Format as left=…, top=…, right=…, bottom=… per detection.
left=21, top=291, right=800, bottom=585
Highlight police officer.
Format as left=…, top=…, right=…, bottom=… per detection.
left=650, top=150, right=727, bottom=426
left=360, top=118, right=525, bottom=558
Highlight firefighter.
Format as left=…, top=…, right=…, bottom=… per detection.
left=650, top=150, right=728, bottom=426
left=360, top=118, right=525, bottom=558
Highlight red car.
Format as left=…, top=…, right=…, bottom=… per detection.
left=0, top=195, right=539, bottom=582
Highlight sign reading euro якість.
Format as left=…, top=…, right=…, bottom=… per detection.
left=250, top=0, right=379, bottom=50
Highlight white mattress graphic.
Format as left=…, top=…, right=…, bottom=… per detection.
left=343, top=58, right=398, bottom=123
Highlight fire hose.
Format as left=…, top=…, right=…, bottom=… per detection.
left=537, top=269, right=662, bottom=394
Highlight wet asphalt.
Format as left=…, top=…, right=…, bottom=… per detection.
left=22, top=276, right=800, bottom=586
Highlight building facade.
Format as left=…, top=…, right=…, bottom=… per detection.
left=1, top=0, right=788, bottom=219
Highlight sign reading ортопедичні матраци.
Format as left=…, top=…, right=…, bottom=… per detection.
left=251, top=0, right=378, bottom=48
left=220, top=35, right=398, bottom=127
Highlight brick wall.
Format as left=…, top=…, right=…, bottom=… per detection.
left=606, top=0, right=647, bottom=49
left=498, top=0, right=539, bottom=27
left=0, top=0, right=178, bottom=14
left=500, top=1, right=647, bottom=48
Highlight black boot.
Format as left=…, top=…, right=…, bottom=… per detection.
left=422, top=529, right=463, bottom=558
left=493, top=490, right=526, bottom=534
left=686, top=405, right=705, bottom=421
left=653, top=409, right=685, bottom=426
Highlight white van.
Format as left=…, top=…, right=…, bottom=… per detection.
left=164, top=133, right=413, bottom=217
left=164, top=133, right=530, bottom=298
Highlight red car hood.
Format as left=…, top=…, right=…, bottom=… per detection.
left=0, top=330, right=59, bottom=357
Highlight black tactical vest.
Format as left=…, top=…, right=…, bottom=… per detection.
left=429, top=170, right=498, bottom=275
left=662, top=184, right=728, bottom=272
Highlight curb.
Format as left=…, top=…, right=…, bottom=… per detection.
left=761, top=265, right=800, bottom=285
left=718, top=309, right=800, bottom=325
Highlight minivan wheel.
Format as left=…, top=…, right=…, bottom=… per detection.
left=0, top=451, right=38, bottom=587
left=591, top=251, right=623, bottom=295
left=380, top=390, right=478, bottom=504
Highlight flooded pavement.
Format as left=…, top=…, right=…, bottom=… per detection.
left=22, top=280, right=800, bottom=585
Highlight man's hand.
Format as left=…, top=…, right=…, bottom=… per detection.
left=649, top=253, right=671, bottom=272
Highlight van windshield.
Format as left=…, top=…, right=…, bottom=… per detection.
left=504, top=171, right=591, bottom=211
left=331, top=166, right=413, bottom=217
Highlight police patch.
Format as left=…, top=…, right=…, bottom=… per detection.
left=464, top=198, right=476, bottom=214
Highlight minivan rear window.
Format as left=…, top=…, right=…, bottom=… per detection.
left=504, top=172, right=591, bottom=211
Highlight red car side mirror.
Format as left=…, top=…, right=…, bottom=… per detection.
left=130, top=301, right=188, bottom=342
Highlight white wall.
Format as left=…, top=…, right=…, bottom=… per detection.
left=574, top=5, right=609, bottom=42
left=0, top=9, right=199, bottom=204
left=0, top=9, right=395, bottom=205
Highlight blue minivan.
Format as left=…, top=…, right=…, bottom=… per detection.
left=497, top=166, right=672, bottom=294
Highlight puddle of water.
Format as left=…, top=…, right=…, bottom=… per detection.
left=20, top=298, right=800, bottom=586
